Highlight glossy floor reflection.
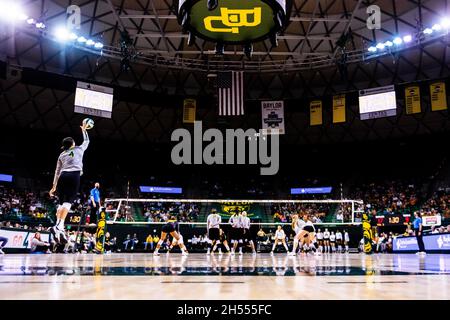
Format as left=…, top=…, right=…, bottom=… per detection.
left=0, top=253, right=449, bottom=299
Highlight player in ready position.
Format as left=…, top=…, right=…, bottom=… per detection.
left=154, top=216, right=188, bottom=256
left=271, top=225, right=289, bottom=254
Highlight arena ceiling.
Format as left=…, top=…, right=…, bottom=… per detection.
left=0, top=0, right=449, bottom=144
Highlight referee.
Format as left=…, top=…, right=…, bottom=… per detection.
left=89, top=182, right=101, bottom=225
left=413, top=211, right=426, bottom=256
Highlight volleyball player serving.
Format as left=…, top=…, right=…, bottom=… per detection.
left=49, top=119, right=91, bottom=243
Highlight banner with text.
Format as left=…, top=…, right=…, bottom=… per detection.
left=332, top=95, right=346, bottom=123
left=183, top=98, right=196, bottom=123
left=405, top=86, right=421, bottom=114
left=0, top=228, right=50, bottom=249
left=430, top=82, right=447, bottom=111
left=310, top=100, right=323, bottom=126
left=261, top=101, right=285, bottom=135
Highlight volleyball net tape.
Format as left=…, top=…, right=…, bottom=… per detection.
left=103, top=198, right=365, bottom=226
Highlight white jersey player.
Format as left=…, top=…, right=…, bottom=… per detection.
left=289, top=215, right=319, bottom=256
left=330, top=231, right=336, bottom=253
left=242, top=212, right=256, bottom=255
left=344, top=230, right=350, bottom=253
left=206, top=209, right=221, bottom=254
left=323, top=228, right=331, bottom=253
left=335, top=230, right=343, bottom=253
left=316, top=229, right=324, bottom=253
left=271, top=225, right=289, bottom=254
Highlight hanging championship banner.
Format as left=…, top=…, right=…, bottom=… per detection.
left=405, top=86, right=421, bottom=114
left=183, top=98, right=196, bottom=123
left=261, top=101, right=285, bottom=135
left=430, top=82, right=447, bottom=111
left=332, top=95, right=346, bottom=123
left=310, top=100, right=323, bottom=126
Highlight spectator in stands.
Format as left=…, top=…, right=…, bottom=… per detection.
left=123, top=234, right=132, bottom=251
left=64, top=232, right=76, bottom=253
left=144, top=234, right=154, bottom=251
left=30, top=232, right=51, bottom=253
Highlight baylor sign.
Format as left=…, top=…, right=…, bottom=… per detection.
left=178, top=0, right=287, bottom=44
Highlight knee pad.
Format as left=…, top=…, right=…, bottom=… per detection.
left=62, top=202, right=72, bottom=211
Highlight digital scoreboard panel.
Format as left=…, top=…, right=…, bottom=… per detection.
left=74, top=81, right=114, bottom=119
left=359, top=85, right=397, bottom=120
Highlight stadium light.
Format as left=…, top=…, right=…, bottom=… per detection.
left=432, top=24, right=442, bottom=31
left=441, top=18, right=450, bottom=29
left=69, top=32, right=78, bottom=40
left=94, top=42, right=104, bottom=49
left=368, top=46, right=377, bottom=53
left=423, top=28, right=433, bottom=35
left=403, top=35, right=412, bottom=43
left=376, top=43, right=385, bottom=50
left=393, top=37, right=403, bottom=45
left=54, top=27, right=70, bottom=42
left=77, top=36, right=87, bottom=43
left=384, top=41, right=393, bottom=47
left=86, top=39, right=95, bottom=46
left=35, top=22, right=46, bottom=29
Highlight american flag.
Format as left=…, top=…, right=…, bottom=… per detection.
left=218, top=71, right=244, bottom=116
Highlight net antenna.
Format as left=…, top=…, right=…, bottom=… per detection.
left=104, top=198, right=365, bottom=225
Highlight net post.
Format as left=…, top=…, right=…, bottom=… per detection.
left=351, top=201, right=355, bottom=224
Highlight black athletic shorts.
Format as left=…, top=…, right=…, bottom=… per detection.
left=57, top=171, right=80, bottom=203
left=242, top=229, right=252, bottom=241
left=162, top=223, right=176, bottom=233
left=209, top=228, right=220, bottom=241
left=302, top=225, right=315, bottom=233
left=230, top=227, right=241, bottom=241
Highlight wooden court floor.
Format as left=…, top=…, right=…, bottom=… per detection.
left=0, top=253, right=449, bottom=300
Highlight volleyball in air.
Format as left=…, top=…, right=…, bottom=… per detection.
left=82, top=118, right=95, bottom=130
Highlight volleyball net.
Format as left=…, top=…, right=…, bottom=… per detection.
left=103, top=198, right=365, bottom=227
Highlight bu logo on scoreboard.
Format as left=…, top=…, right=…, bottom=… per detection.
left=203, top=7, right=262, bottom=34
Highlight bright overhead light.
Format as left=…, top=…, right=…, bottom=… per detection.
left=69, top=32, right=78, bottom=40
left=26, top=18, right=35, bottom=25
left=368, top=46, right=377, bottom=53
left=441, top=18, right=450, bottom=29
left=94, top=42, right=104, bottom=49
left=54, top=27, right=70, bottom=41
left=423, top=28, right=433, bottom=35
left=432, top=24, right=442, bottom=31
left=403, top=35, right=412, bottom=43
left=376, top=43, right=385, bottom=50
left=77, top=36, right=87, bottom=43
left=17, top=13, right=28, bottom=21
left=0, top=2, right=25, bottom=21
left=86, top=39, right=95, bottom=46
left=384, top=41, right=393, bottom=47
left=393, top=37, right=403, bottom=45
left=35, top=22, right=45, bottom=29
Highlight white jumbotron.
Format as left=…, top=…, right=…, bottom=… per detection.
left=104, top=198, right=364, bottom=226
